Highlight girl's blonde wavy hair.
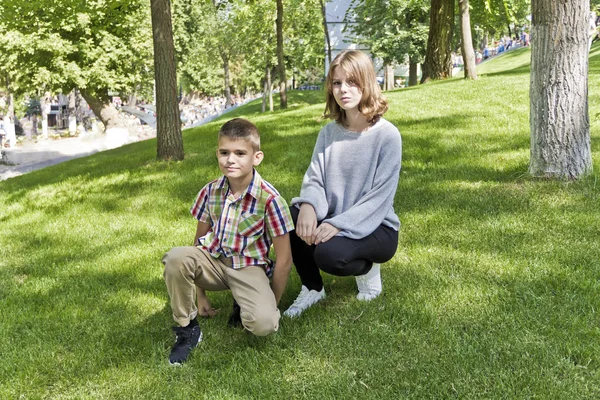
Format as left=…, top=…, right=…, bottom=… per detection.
left=323, top=50, right=388, bottom=126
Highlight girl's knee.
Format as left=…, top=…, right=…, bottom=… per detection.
left=314, top=244, right=347, bottom=275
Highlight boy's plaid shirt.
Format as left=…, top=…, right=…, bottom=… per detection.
left=190, top=170, right=294, bottom=276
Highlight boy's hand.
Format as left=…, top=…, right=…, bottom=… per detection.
left=297, top=203, right=318, bottom=245
left=197, top=288, right=219, bottom=317
left=198, top=305, right=219, bottom=317
left=314, top=223, right=340, bottom=245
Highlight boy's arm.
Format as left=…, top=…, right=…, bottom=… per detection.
left=270, top=233, right=292, bottom=305
left=193, top=220, right=211, bottom=246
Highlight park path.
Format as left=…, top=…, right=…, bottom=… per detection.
left=0, top=129, right=154, bottom=181
left=0, top=99, right=251, bottom=181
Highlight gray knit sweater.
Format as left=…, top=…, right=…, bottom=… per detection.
left=291, top=118, right=402, bottom=239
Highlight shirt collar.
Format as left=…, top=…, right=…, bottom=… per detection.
left=215, top=169, right=262, bottom=200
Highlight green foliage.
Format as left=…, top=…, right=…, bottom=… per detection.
left=470, top=0, right=531, bottom=40
left=0, top=0, right=153, bottom=98
left=1, top=48, right=600, bottom=398
left=346, top=0, right=430, bottom=64
left=172, top=0, right=324, bottom=96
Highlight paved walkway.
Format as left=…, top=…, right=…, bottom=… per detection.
left=0, top=129, right=155, bottom=181
left=0, top=97, right=259, bottom=181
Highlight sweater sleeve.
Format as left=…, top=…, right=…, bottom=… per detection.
left=290, top=129, right=330, bottom=220
left=325, top=130, right=402, bottom=238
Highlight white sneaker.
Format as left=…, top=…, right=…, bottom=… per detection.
left=356, top=263, right=382, bottom=301
left=283, top=285, right=326, bottom=318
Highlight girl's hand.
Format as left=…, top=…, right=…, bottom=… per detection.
left=314, top=223, right=340, bottom=245
left=297, top=203, right=318, bottom=245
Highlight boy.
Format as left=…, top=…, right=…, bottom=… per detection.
left=162, top=118, right=293, bottom=365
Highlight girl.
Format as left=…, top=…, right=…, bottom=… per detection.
left=284, top=50, right=402, bottom=318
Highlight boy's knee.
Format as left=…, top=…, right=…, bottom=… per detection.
left=241, top=309, right=280, bottom=336
left=162, top=247, right=191, bottom=278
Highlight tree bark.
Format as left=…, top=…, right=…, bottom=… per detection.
left=408, top=61, right=419, bottom=86
left=384, top=63, right=395, bottom=91
left=79, top=89, right=127, bottom=131
left=268, top=67, right=273, bottom=112
left=276, top=0, right=287, bottom=109
left=262, top=71, right=267, bottom=113
left=221, top=50, right=233, bottom=107
left=421, top=0, right=454, bottom=83
left=320, top=0, right=332, bottom=66
left=151, top=0, right=184, bottom=161
left=459, top=0, right=477, bottom=80
left=529, top=0, right=592, bottom=179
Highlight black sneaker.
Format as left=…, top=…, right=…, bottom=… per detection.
left=169, top=318, right=202, bottom=365
left=227, top=300, right=242, bottom=328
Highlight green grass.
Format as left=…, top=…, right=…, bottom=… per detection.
left=1, top=46, right=599, bottom=399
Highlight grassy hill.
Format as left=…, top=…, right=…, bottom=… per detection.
left=1, top=45, right=599, bottom=399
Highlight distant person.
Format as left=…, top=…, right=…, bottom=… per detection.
left=483, top=47, right=490, bottom=60
left=590, top=11, right=598, bottom=50
left=284, top=50, right=402, bottom=318
left=162, top=118, right=294, bottom=364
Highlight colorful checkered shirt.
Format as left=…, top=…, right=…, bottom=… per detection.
left=190, top=169, right=294, bottom=275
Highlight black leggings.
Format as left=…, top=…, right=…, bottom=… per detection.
left=289, top=206, right=398, bottom=292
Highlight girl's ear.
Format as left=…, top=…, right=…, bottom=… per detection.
left=253, top=150, right=264, bottom=166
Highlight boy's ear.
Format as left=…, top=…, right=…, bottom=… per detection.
left=253, top=150, right=264, bottom=166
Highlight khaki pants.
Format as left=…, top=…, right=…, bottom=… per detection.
left=162, top=246, right=279, bottom=336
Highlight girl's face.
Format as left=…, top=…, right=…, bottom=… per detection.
left=331, top=68, right=363, bottom=113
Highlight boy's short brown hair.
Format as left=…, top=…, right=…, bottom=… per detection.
left=218, top=118, right=261, bottom=152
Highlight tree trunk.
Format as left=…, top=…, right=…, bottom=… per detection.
left=408, top=61, right=419, bottom=86
left=32, top=114, right=38, bottom=136
left=421, top=0, right=454, bottom=83
left=459, top=0, right=477, bottom=80
left=276, top=0, right=287, bottom=109
left=221, top=50, right=233, bottom=107
left=79, top=89, right=126, bottom=131
left=5, top=77, right=15, bottom=125
left=128, top=91, right=137, bottom=107
left=529, top=0, right=592, bottom=179
left=40, top=92, right=51, bottom=134
left=267, top=67, right=273, bottom=112
left=320, top=0, right=332, bottom=66
left=262, top=71, right=267, bottom=113
left=151, top=0, right=184, bottom=161
left=384, top=63, right=395, bottom=91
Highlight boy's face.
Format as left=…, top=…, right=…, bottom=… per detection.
left=216, top=137, right=263, bottom=182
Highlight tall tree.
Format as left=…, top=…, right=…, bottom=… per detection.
left=529, top=0, right=592, bottom=179
left=320, top=0, right=332, bottom=66
left=151, top=0, right=184, bottom=161
left=459, top=0, right=477, bottom=79
left=276, top=0, right=287, bottom=109
left=421, top=0, right=454, bottom=83
left=346, top=0, right=429, bottom=87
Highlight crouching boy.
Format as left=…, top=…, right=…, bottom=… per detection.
left=162, top=118, right=293, bottom=365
